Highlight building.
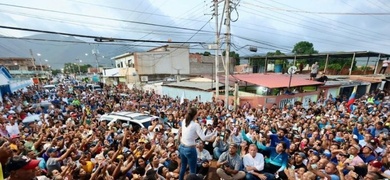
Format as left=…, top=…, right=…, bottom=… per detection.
left=0, top=57, right=50, bottom=78
left=189, top=53, right=234, bottom=75
left=105, top=44, right=191, bottom=85
left=162, top=78, right=224, bottom=103
left=223, top=73, right=325, bottom=108
left=0, top=65, right=33, bottom=101
left=104, top=45, right=236, bottom=85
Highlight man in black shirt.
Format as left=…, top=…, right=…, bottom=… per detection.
left=316, top=73, right=328, bottom=83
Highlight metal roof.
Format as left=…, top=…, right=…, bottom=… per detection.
left=245, top=51, right=390, bottom=60
left=163, top=81, right=224, bottom=91
left=232, top=73, right=324, bottom=88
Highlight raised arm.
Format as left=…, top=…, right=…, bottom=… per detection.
left=241, top=129, right=254, bottom=144
left=196, top=124, right=215, bottom=142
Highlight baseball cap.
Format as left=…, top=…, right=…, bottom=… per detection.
left=10, top=134, right=20, bottom=139
left=369, top=160, right=382, bottom=169
left=364, top=144, right=374, bottom=150
left=47, top=148, right=57, bottom=154
left=333, top=137, right=345, bottom=143
left=322, top=152, right=331, bottom=159
left=5, top=156, right=40, bottom=171
left=350, top=144, right=361, bottom=152
left=138, top=138, right=148, bottom=143
left=295, top=152, right=306, bottom=159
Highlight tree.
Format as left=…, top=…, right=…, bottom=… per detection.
left=292, top=41, right=318, bottom=55
left=222, top=51, right=240, bottom=65
left=63, top=63, right=92, bottom=74
left=203, top=51, right=211, bottom=56
left=51, top=69, right=62, bottom=76
left=266, top=50, right=285, bottom=56
left=292, top=41, right=319, bottom=67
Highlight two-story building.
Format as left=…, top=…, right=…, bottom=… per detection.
left=104, top=44, right=236, bottom=86
left=0, top=57, right=50, bottom=78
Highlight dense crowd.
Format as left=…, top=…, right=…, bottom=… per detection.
left=0, top=81, right=389, bottom=180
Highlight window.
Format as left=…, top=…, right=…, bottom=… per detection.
left=130, top=122, right=142, bottom=132
left=8, top=66, right=19, bottom=70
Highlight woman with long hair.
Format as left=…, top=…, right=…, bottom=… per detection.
left=179, top=107, right=216, bottom=180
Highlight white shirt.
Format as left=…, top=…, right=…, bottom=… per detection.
left=196, top=148, right=212, bottom=161
left=243, top=153, right=265, bottom=172
left=181, top=121, right=215, bottom=146
left=6, top=123, right=20, bottom=136
left=383, top=60, right=389, bottom=67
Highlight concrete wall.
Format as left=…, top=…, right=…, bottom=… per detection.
left=135, top=46, right=190, bottom=75
left=162, top=86, right=213, bottom=103
left=238, top=91, right=320, bottom=109
left=189, top=54, right=234, bottom=75
left=115, top=56, right=135, bottom=68
left=0, top=73, right=9, bottom=86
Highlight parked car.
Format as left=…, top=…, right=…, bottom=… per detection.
left=86, top=84, right=101, bottom=90
left=99, top=111, right=178, bottom=134
left=43, top=84, right=56, bottom=91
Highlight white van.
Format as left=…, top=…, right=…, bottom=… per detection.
left=43, top=85, right=56, bottom=91
left=99, top=111, right=178, bottom=134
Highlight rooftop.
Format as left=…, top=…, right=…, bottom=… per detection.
left=232, top=73, right=324, bottom=88
left=163, top=81, right=224, bottom=91
left=245, top=51, right=390, bottom=60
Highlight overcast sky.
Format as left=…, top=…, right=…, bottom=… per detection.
left=0, top=0, right=389, bottom=58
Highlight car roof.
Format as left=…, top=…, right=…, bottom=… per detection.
left=44, top=85, right=56, bottom=87
left=101, top=111, right=157, bottom=123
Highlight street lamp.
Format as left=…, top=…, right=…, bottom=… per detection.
left=78, top=59, right=82, bottom=74
left=36, top=53, right=43, bottom=73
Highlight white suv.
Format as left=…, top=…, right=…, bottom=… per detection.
left=99, top=111, right=178, bottom=134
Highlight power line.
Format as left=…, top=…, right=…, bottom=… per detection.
left=0, top=9, right=214, bottom=37
left=240, top=2, right=390, bottom=48
left=242, top=4, right=390, bottom=15
left=0, top=25, right=206, bottom=44
left=263, top=0, right=390, bottom=40
left=0, top=3, right=214, bottom=34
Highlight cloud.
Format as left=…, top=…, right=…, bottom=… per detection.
left=0, top=0, right=389, bottom=58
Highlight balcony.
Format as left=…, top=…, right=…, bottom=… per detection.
left=9, top=70, right=50, bottom=75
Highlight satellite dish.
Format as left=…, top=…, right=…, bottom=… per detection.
left=288, top=66, right=297, bottom=75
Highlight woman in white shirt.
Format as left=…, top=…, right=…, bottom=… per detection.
left=179, top=108, right=216, bottom=180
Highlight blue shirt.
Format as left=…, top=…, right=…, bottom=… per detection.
left=255, top=141, right=288, bottom=172
left=269, top=134, right=291, bottom=148
left=358, top=154, right=376, bottom=163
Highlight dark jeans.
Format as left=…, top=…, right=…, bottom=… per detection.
left=245, top=171, right=276, bottom=180
left=179, top=145, right=197, bottom=180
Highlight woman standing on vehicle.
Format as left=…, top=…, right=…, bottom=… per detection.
left=179, top=107, right=217, bottom=180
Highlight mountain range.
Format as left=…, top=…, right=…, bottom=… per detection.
left=0, top=34, right=142, bottom=69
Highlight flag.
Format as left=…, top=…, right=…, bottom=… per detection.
left=180, top=92, right=185, bottom=105
left=347, top=86, right=357, bottom=112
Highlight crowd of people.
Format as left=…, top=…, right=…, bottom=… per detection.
left=0, top=81, right=389, bottom=180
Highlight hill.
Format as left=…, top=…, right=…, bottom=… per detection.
left=0, top=34, right=142, bottom=69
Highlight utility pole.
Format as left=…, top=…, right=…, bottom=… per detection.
left=214, top=0, right=220, bottom=99
left=224, top=0, right=231, bottom=108
left=92, top=47, right=100, bottom=73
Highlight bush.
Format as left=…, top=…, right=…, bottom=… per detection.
left=358, top=66, right=373, bottom=71
left=327, top=64, right=342, bottom=71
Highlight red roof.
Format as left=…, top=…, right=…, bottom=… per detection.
left=232, top=73, right=324, bottom=88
